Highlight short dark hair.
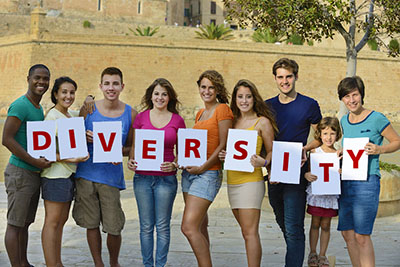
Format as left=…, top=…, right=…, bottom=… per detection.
left=101, top=67, right=123, bottom=83
left=272, top=58, right=299, bottom=76
left=141, top=78, right=181, bottom=114
left=337, top=76, right=365, bottom=105
left=51, top=77, right=77, bottom=105
left=28, top=64, right=50, bottom=77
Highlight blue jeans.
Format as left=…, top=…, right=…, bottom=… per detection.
left=134, top=174, right=177, bottom=267
left=268, top=181, right=306, bottom=267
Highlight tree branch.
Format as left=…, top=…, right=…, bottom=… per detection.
left=356, top=0, right=375, bottom=52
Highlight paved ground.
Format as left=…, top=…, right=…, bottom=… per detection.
left=0, top=181, right=399, bottom=267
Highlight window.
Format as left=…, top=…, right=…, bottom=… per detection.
left=198, top=2, right=201, bottom=14
left=210, top=19, right=216, bottom=25
left=98, top=0, right=102, bottom=11
left=211, top=1, right=216, bottom=15
left=138, top=1, right=142, bottom=14
left=184, top=8, right=190, bottom=17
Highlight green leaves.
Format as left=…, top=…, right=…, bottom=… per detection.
left=195, top=23, right=234, bottom=40
left=129, top=26, right=160, bottom=36
left=223, top=0, right=400, bottom=57
left=252, top=28, right=284, bottom=43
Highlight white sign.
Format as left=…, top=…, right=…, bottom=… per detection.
left=27, top=120, right=56, bottom=161
left=270, top=141, right=303, bottom=184
left=93, top=121, right=122, bottom=163
left=342, top=137, right=369, bottom=181
left=57, top=117, right=88, bottom=160
left=134, top=129, right=164, bottom=171
left=310, top=152, right=341, bottom=195
left=224, top=129, right=257, bottom=172
left=177, top=129, right=207, bottom=167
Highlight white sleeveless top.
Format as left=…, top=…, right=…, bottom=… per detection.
left=306, top=147, right=339, bottom=209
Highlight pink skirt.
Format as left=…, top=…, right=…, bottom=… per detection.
left=307, top=205, right=338, bottom=217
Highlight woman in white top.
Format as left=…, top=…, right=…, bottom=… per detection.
left=40, top=77, right=89, bottom=267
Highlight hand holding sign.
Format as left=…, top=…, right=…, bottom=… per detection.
left=310, top=152, right=341, bottom=195
left=177, top=129, right=207, bottom=168
left=224, top=129, right=257, bottom=173
left=342, top=137, right=369, bottom=181
left=270, top=141, right=303, bottom=184
left=27, top=121, right=57, bottom=161
left=134, top=129, right=164, bottom=171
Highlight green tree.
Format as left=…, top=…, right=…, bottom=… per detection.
left=223, top=0, right=400, bottom=114
left=129, top=26, right=159, bottom=36
left=195, top=23, right=234, bottom=40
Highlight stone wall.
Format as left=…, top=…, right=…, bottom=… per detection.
left=0, top=32, right=399, bottom=122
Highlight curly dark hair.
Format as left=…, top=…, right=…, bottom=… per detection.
left=140, top=78, right=180, bottom=114
left=230, top=79, right=278, bottom=135
left=197, top=70, right=230, bottom=104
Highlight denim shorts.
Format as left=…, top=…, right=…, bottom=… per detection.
left=41, top=176, right=75, bottom=202
left=181, top=170, right=222, bottom=202
left=337, top=174, right=380, bottom=235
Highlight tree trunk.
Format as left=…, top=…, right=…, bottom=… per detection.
left=338, top=49, right=357, bottom=119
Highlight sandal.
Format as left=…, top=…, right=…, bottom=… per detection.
left=318, top=255, right=330, bottom=267
left=307, top=252, right=318, bottom=267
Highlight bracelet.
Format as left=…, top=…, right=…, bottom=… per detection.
left=263, top=159, right=268, bottom=167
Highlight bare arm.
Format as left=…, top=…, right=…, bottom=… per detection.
left=303, top=123, right=322, bottom=152
left=250, top=117, right=274, bottom=168
left=2, top=116, right=51, bottom=169
left=127, top=129, right=137, bottom=171
left=186, top=118, right=232, bottom=174
left=365, top=124, right=400, bottom=155
left=123, top=108, right=138, bottom=156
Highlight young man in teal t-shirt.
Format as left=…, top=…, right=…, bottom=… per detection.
left=2, top=64, right=52, bottom=267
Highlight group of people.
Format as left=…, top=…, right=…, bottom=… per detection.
left=2, top=58, right=400, bottom=267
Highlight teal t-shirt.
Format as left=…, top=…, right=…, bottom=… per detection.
left=7, top=95, right=45, bottom=172
left=340, top=111, right=390, bottom=177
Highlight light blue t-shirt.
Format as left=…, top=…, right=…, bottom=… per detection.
left=341, top=111, right=390, bottom=177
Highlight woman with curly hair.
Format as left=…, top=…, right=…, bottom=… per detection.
left=219, top=79, right=277, bottom=267
left=181, top=70, right=233, bottom=267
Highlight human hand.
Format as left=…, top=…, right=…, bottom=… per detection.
left=218, top=150, right=226, bottom=161
left=250, top=154, right=266, bottom=168
left=301, top=147, right=307, bottom=167
left=305, top=172, right=317, bottom=182
left=86, top=130, right=93, bottom=143
left=83, top=95, right=95, bottom=114
left=34, top=157, right=53, bottom=169
left=185, top=165, right=203, bottom=175
left=161, top=161, right=178, bottom=172
left=127, top=159, right=137, bottom=171
left=364, top=142, right=381, bottom=155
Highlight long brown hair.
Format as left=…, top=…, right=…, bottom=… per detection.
left=197, top=70, right=230, bottom=104
left=231, top=79, right=278, bottom=135
left=140, top=78, right=181, bottom=114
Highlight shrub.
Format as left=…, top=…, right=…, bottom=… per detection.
left=195, top=23, right=234, bottom=40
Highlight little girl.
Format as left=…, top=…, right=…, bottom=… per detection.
left=305, top=117, right=341, bottom=267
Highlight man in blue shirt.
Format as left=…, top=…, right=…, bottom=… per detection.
left=265, top=58, right=322, bottom=267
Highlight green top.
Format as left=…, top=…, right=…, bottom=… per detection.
left=7, top=95, right=44, bottom=172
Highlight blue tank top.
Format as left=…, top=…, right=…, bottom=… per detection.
left=76, top=104, right=132, bottom=190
